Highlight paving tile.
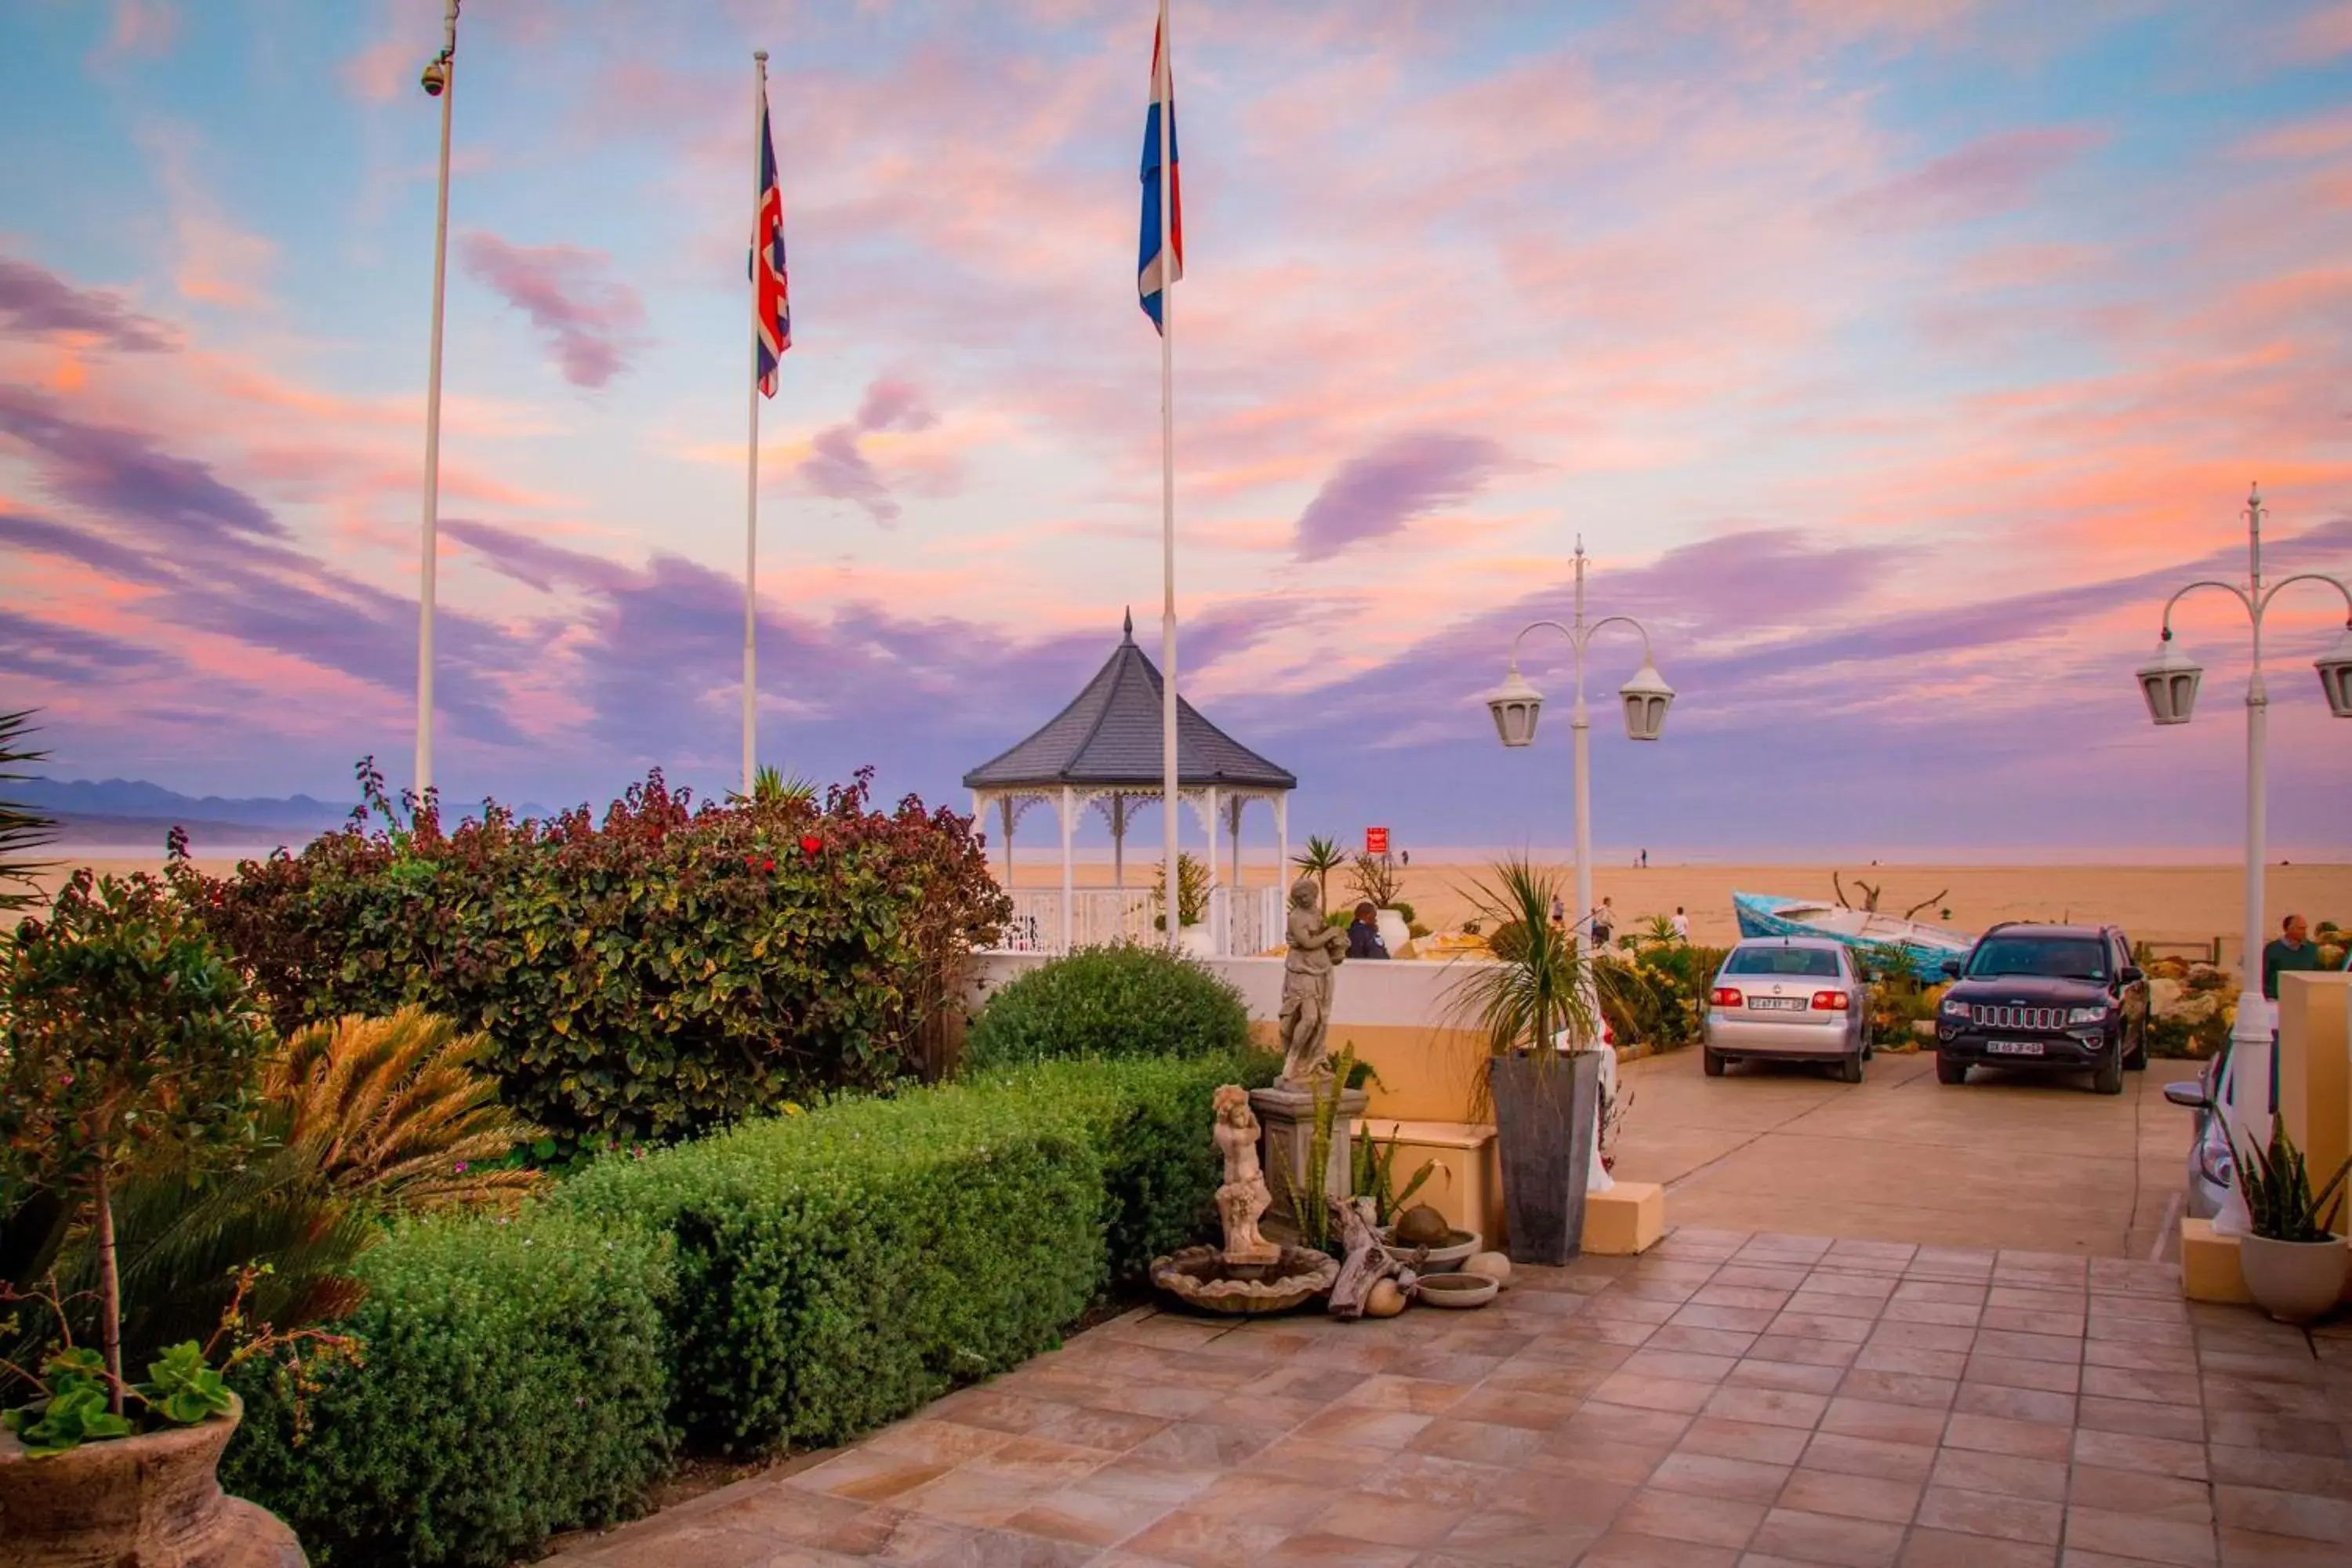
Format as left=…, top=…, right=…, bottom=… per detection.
left=1872, top=1321, right=1980, bottom=1356
left=2215, top=1526, right=2352, bottom=1565
left=1626, top=1348, right=1745, bottom=1384
left=1852, top=1343, right=1969, bottom=1380
left=2073, top=1426, right=2209, bottom=1479
left=2063, top=1504, right=2220, bottom=1566
left=1929, top=1446, right=2071, bottom=1503
left=1675, top=1303, right=1785, bottom=1334
left=2080, top=1364, right=2201, bottom=1405
left=1969, top=1353, right=2085, bottom=1395
left=898, top=1465, right=1060, bottom=1528
left=1007, top=1483, right=1181, bottom=1548
left=1595, top=1370, right=1721, bottom=1414
left=1748, top=1505, right=1907, bottom=1567
left=1787, top=1290, right=1889, bottom=1321
left=1681, top=1415, right=1817, bottom=1465
left=1120, top=1507, right=1293, bottom=1566
left=968, top=1436, right=1120, bottom=1489
left=1029, top=1404, right=1171, bottom=1454
left=1732, top=1358, right=1849, bottom=1395
left=1432, top=1511, right=1606, bottom=1566
left=2085, top=1339, right=2201, bottom=1374
left=790, top=1447, right=953, bottom=1504
left=1884, top=1298, right=1987, bottom=1328
left=1258, top=1532, right=1419, bottom=1566
left=1955, top=1381, right=2078, bottom=1427
left=2071, top=1462, right=2216, bottom=1522
left=1556, top=1399, right=1696, bottom=1448
left=1528, top=1426, right=1679, bottom=1485
left=1578, top=1531, right=1740, bottom=1566
left=938, top=1390, right=1083, bottom=1436
left=1704, top=1384, right=1831, bottom=1429
left=1404, top=1416, right=1549, bottom=1468
left=1290, top=1404, right=1434, bottom=1450
left=1335, top=1372, right=1477, bottom=1414
left=2212, top=1484, right=2352, bottom=1544
left=2075, top=1396, right=2207, bottom=1442
left=1437, top=1385, right=1584, bottom=1431
left=1713, top=1264, right=1814, bottom=1291
left=1127, top=1420, right=1278, bottom=1468
left=1898, top=1526, right=2058, bottom=1566
left=1944, top=1410, right=2074, bottom=1461
left=1650, top=1449, right=1795, bottom=1504
left=1651, top=1324, right=1766, bottom=1357
left=1916, top=1483, right=2066, bottom=1544
left=2205, top=1445, right=2352, bottom=1501
left=1479, top=1468, right=1637, bottom=1527
left=1839, top=1369, right=1959, bottom=1410
left=1749, top=1334, right=1864, bottom=1367
left=1819, top=1397, right=1950, bottom=1446
left=1305, top=1487, right=1467, bottom=1547
left=1798, top=1430, right=1937, bottom=1483
left=2204, top=1412, right=2344, bottom=1457
left=1770, top=1311, right=1879, bottom=1344
left=866, top=1418, right=1021, bottom=1467
left=1777, top=1466, right=1922, bottom=1524
left=1244, top=1436, right=1392, bottom=1488
left=1615, top=1486, right=1767, bottom=1548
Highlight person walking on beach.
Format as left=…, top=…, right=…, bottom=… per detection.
left=1347, top=901, right=1390, bottom=960
left=1592, top=897, right=1615, bottom=951
left=1670, top=906, right=1690, bottom=942
left=1550, top=893, right=1565, bottom=929
left=1639, top=848, right=1648, bottom=869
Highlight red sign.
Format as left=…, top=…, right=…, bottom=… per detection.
left=1365, top=827, right=1390, bottom=856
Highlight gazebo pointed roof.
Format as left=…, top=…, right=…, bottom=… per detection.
left=963, top=610, right=1298, bottom=792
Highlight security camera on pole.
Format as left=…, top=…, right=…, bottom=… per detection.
left=413, top=0, right=459, bottom=800
left=2133, top=483, right=2352, bottom=1236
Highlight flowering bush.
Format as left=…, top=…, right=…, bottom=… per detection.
left=178, top=762, right=1007, bottom=1150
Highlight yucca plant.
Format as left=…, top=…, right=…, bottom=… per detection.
left=1351, top=1127, right=1446, bottom=1228
left=0, top=707, right=56, bottom=912
left=1269, top=1042, right=1363, bottom=1254
left=2231, top=1116, right=2351, bottom=1243
left=1444, top=857, right=1597, bottom=1062
left=270, top=1007, right=546, bottom=1214
left=732, top=764, right=817, bottom=808
left=1290, top=836, right=1345, bottom=913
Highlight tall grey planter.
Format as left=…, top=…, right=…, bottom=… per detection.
left=1488, top=1050, right=1601, bottom=1266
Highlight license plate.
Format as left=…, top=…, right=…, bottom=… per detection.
left=1987, top=1040, right=2044, bottom=1056
left=1748, top=997, right=1806, bottom=1010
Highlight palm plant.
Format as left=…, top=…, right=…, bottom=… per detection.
left=1444, top=857, right=1596, bottom=1059
left=748, top=764, right=818, bottom=808
left=0, top=708, right=56, bottom=912
left=1290, top=835, right=1345, bottom=911
left=270, top=1007, right=546, bottom=1214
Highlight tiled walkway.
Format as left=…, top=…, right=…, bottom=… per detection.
left=550, top=1230, right=2352, bottom=1568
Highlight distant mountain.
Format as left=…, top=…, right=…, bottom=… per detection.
left=15, top=778, right=355, bottom=831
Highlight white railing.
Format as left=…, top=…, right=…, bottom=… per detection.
left=990, top=884, right=1283, bottom=957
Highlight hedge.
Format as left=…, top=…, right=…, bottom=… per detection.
left=961, top=944, right=1252, bottom=1071
left=561, top=1050, right=1276, bottom=1452
left=222, top=1208, right=676, bottom=1568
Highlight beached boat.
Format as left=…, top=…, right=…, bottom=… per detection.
left=1731, top=892, right=1975, bottom=982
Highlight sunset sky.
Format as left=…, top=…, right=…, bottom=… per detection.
left=4, top=0, right=2350, bottom=857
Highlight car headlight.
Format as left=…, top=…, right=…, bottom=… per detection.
left=2197, top=1116, right=2235, bottom=1189
left=2067, top=1006, right=2112, bottom=1025
left=1940, top=997, right=1970, bottom=1017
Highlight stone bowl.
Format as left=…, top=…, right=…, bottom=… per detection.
left=1377, top=1227, right=1480, bottom=1269
left=1150, top=1245, right=1339, bottom=1316
left=1414, top=1271, right=1500, bottom=1310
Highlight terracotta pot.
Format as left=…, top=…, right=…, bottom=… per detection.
left=2239, top=1234, right=2349, bottom=1326
left=0, top=1392, right=307, bottom=1566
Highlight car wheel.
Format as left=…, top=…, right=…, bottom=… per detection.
left=1836, top=1054, right=1864, bottom=1085
left=1703, top=1048, right=1726, bottom=1078
left=2092, top=1042, right=2124, bottom=1096
left=1936, top=1054, right=1968, bottom=1086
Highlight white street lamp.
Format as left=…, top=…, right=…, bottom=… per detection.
left=1481, top=539, right=1671, bottom=974
left=414, top=0, right=459, bottom=800
left=2140, top=482, right=2352, bottom=1235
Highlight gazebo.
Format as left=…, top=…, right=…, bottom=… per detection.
left=964, top=611, right=1298, bottom=954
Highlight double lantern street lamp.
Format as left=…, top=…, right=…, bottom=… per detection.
left=1481, top=539, right=1675, bottom=970
left=2135, top=483, right=2352, bottom=1235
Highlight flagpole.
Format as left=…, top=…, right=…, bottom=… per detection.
left=416, top=0, right=459, bottom=800
left=744, top=50, right=768, bottom=800
left=1156, top=0, right=1179, bottom=952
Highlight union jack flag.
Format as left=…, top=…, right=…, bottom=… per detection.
left=754, top=85, right=790, bottom=395
left=1137, top=14, right=1181, bottom=332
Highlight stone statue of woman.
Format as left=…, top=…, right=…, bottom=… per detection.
left=1278, top=875, right=1349, bottom=1084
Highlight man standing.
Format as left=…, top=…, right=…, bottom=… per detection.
left=1592, top=896, right=1616, bottom=951
left=2263, top=913, right=2324, bottom=1003
left=1670, top=906, right=1690, bottom=942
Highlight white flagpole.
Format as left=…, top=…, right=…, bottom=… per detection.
left=744, top=51, right=768, bottom=800
left=1156, top=0, right=1179, bottom=952
left=416, top=0, right=459, bottom=800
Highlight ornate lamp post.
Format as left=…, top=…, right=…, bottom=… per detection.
left=414, top=0, right=459, bottom=798
left=1482, top=539, right=1674, bottom=975
left=2136, top=483, right=2352, bottom=1232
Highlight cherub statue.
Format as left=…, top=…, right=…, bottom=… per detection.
left=1212, top=1084, right=1280, bottom=1265
left=1278, top=875, right=1350, bottom=1084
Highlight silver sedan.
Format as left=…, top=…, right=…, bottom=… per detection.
left=1702, top=937, right=1872, bottom=1083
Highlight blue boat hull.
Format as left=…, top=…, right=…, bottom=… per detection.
left=1732, top=892, right=1972, bottom=983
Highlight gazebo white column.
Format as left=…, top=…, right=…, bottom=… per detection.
left=1112, top=789, right=1125, bottom=890
left=1276, top=795, right=1289, bottom=893
left=1226, top=796, right=1243, bottom=890
left=1205, top=785, right=1221, bottom=888
left=1059, top=785, right=1075, bottom=952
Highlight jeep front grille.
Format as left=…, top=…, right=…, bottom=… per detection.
left=1971, top=1004, right=2066, bottom=1031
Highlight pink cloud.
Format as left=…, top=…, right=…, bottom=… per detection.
left=1832, top=126, right=2104, bottom=230
left=1294, top=433, right=1508, bottom=563
left=91, top=1, right=176, bottom=67
left=799, top=379, right=942, bottom=526
left=2289, top=2, right=2352, bottom=59
left=457, top=232, right=647, bottom=390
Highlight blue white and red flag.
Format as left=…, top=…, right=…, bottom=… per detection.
left=754, top=87, right=791, bottom=395
left=1137, top=14, right=1181, bottom=332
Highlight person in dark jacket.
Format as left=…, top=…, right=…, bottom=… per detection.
left=1347, top=901, right=1389, bottom=959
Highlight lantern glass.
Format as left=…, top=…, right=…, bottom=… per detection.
left=1617, top=660, right=1674, bottom=742
left=2136, top=640, right=2202, bottom=726
left=1483, top=668, right=1543, bottom=748
left=2316, top=629, right=2352, bottom=720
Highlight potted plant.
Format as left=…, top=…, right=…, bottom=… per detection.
left=0, top=870, right=308, bottom=1563
left=2230, top=1115, right=2350, bottom=1324
left=1445, top=858, right=1602, bottom=1265
left=1149, top=852, right=1214, bottom=955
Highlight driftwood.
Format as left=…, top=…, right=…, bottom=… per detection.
left=1902, top=889, right=1949, bottom=920
left=1832, top=873, right=1948, bottom=923
left=1327, top=1196, right=1421, bottom=1318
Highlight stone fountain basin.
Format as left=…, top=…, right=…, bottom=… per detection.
left=1150, top=1244, right=1339, bottom=1316
left=1415, top=1271, right=1501, bottom=1309
left=1377, top=1228, right=1480, bottom=1269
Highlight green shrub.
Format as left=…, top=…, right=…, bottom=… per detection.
left=223, top=1207, right=675, bottom=1568
left=177, top=761, right=1007, bottom=1151
left=561, top=1052, right=1272, bottom=1453
left=962, top=944, right=1250, bottom=1070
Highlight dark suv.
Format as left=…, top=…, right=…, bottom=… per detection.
left=1935, top=922, right=2150, bottom=1095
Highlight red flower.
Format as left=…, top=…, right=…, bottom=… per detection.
left=763, top=858, right=777, bottom=872
left=799, top=835, right=823, bottom=858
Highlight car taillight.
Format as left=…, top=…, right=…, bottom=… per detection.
left=1710, top=987, right=1743, bottom=1007
left=1811, top=991, right=1849, bottom=1011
